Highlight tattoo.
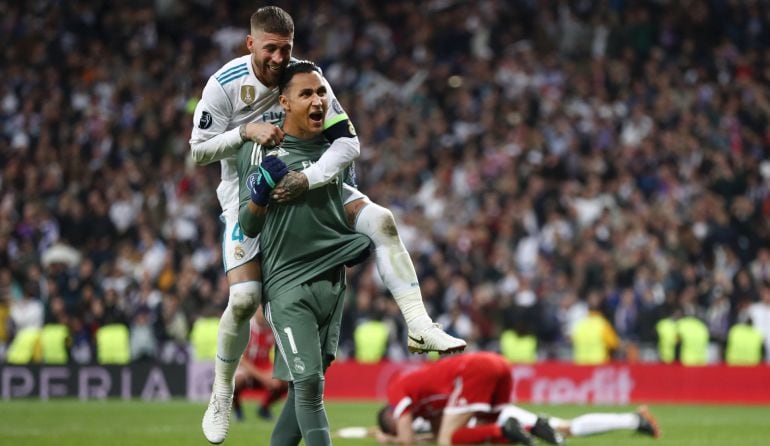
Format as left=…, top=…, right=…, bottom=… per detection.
left=275, top=171, right=309, bottom=202
left=239, top=124, right=248, bottom=141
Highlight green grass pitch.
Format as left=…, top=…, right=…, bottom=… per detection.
left=1, top=400, right=769, bottom=445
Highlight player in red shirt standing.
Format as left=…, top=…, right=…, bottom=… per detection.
left=232, top=310, right=288, bottom=421
left=375, top=352, right=555, bottom=445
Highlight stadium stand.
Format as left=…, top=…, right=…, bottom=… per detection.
left=1, top=0, right=770, bottom=365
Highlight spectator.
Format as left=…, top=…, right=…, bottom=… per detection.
left=129, top=306, right=158, bottom=362
left=10, top=283, right=44, bottom=332
left=748, top=285, right=770, bottom=363
left=2, top=0, right=770, bottom=363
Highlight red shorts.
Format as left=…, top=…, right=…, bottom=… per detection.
left=444, top=354, right=512, bottom=415
left=235, top=365, right=272, bottom=388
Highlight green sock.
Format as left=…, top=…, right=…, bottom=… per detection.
left=293, top=376, right=331, bottom=446
left=270, top=384, right=302, bottom=446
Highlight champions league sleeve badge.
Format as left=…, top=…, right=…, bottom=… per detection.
left=247, top=171, right=261, bottom=194
left=331, top=98, right=343, bottom=115
left=199, top=110, right=213, bottom=129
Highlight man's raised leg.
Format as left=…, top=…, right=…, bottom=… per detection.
left=348, top=198, right=466, bottom=354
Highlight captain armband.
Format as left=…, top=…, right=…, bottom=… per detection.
left=323, top=113, right=357, bottom=142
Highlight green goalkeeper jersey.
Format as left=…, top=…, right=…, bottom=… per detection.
left=236, top=134, right=371, bottom=298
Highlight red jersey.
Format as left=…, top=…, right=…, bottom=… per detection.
left=243, top=320, right=275, bottom=371
left=386, top=352, right=513, bottom=420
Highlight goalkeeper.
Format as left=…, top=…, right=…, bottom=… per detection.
left=236, top=60, right=372, bottom=446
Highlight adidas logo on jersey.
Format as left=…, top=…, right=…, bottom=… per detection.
left=266, top=147, right=289, bottom=157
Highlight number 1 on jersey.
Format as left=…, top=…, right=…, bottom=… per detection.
left=283, top=327, right=298, bottom=354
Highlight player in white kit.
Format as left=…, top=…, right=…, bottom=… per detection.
left=190, top=6, right=465, bottom=444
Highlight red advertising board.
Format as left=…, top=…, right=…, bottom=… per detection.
left=323, top=361, right=770, bottom=404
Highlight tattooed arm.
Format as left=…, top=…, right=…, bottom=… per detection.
left=271, top=171, right=309, bottom=203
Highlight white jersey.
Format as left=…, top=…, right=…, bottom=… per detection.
left=190, top=54, right=351, bottom=213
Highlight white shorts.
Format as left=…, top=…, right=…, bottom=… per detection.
left=342, top=183, right=366, bottom=205
left=221, top=210, right=260, bottom=273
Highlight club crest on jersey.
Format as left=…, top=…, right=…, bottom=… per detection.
left=241, top=85, right=256, bottom=105
left=199, top=111, right=212, bottom=129
left=233, top=245, right=245, bottom=260
left=293, top=357, right=305, bottom=373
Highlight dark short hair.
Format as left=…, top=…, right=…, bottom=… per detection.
left=278, top=60, right=322, bottom=94
left=376, top=405, right=395, bottom=435
left=250, top=6, right=294, bottom=36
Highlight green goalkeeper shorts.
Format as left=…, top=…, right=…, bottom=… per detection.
left=263, top=268, right=346, bottom=382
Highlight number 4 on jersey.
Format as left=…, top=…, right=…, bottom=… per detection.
left=232, top=223, right=244, bottom=242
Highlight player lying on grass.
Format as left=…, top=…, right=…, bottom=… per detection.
left=342, top=350, right=660, bottom=445
left=335, top=402, right=660, bottom=444
left=370, top=352, right=560, bottom=445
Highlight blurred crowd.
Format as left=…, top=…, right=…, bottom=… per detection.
left=2, top=0, right=770, bottom=364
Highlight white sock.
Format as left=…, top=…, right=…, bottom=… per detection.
left=569, top=413, right=639, bottom=437
left=354, top=204, right=432, bottom=332
left=496, top=405, right=539, bottom=428
left=213, top=281, right=261, bottom=398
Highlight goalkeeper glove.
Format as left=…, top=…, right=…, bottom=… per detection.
left=248, top=156, right=289, bottom=206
